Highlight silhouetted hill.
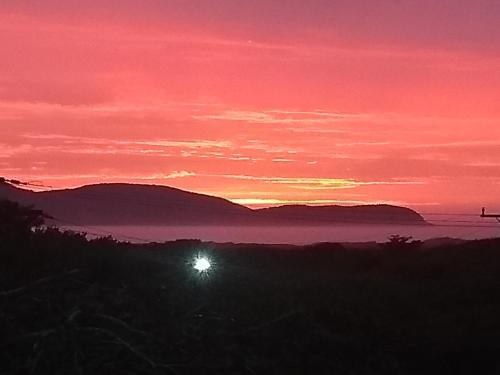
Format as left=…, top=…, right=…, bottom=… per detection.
left=0, top=182, right=253, bottom=225
left=256, top=204, right=426, bottom=225
left=0, top=181, right=427, bottom=226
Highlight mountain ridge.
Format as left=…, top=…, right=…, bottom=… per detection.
left=0, top=181, right=428, bottom=226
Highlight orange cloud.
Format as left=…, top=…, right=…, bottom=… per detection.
left=1, top=2, right=499, bottom=212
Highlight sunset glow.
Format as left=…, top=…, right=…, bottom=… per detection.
left=1, top=1, right=500, bottom=212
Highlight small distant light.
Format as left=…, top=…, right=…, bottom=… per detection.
left=193, top=256, right=211, bottom=272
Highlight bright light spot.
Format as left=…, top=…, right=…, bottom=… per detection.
left=193, top=257, right=211, bottom=272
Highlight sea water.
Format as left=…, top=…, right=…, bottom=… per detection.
left=62, top=222, right=500, bottom=244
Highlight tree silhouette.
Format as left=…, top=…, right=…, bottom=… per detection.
left=0, top=200, right=49, bottom=247
left=384, top=234, right=422, bottom=249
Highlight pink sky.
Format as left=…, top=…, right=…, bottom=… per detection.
left=1, top=1, right=500, bottom=212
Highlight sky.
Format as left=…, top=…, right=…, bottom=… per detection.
left=1, top=1, right=500, bottom=213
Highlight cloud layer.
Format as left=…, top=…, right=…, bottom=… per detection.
left=1, top=1, right=499, bottom=211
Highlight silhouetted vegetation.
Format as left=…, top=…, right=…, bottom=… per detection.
left=383, top=234, right=422, bottom=249
left=1, top=200, right=500, bottom=374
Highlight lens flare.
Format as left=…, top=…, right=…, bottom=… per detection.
left=193, top=256, right=211, bottom=272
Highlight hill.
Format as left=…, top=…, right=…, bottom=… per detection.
left=256, top=204, right=426, bottom=225
left=0, top=180, right=428, bottom=226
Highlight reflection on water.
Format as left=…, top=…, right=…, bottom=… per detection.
left=63, top=223, right=500, bottom=244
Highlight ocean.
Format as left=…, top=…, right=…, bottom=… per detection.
left=63, top=220, right=500, bottom=245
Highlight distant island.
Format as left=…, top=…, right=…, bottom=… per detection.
left=0, top=181, right=428, bottom=226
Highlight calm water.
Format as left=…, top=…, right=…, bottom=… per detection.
left=64, top=222, right=500, bottom=244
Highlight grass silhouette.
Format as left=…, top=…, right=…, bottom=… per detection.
left=1, top=200, right=500, bottom=374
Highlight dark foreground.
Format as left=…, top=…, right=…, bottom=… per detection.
left=2, top=228, right=500, bottom=374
